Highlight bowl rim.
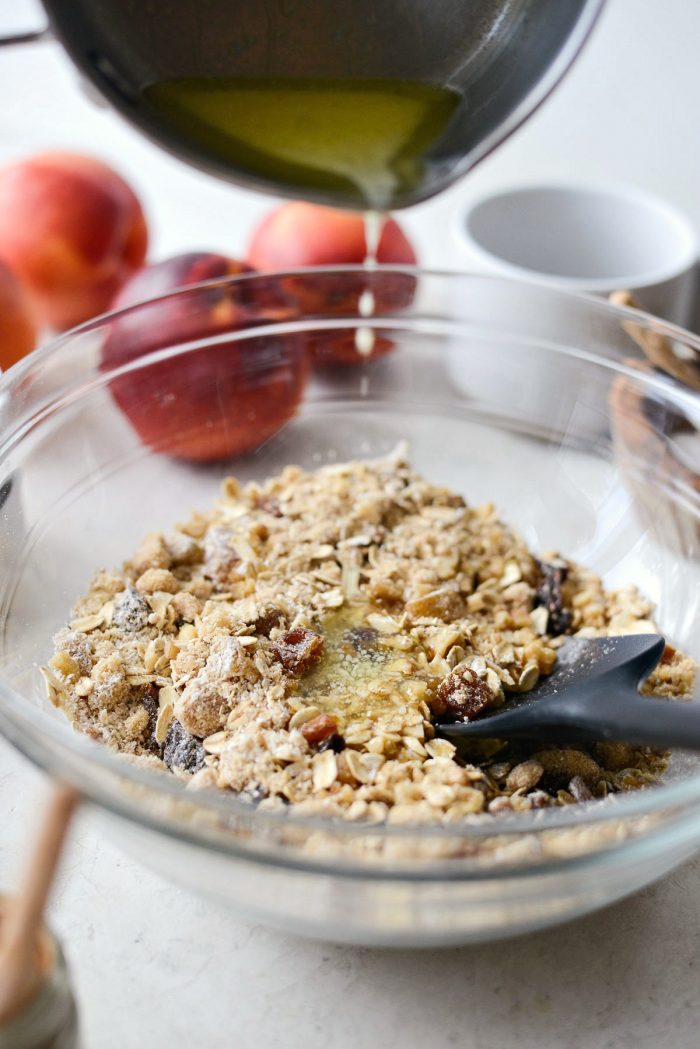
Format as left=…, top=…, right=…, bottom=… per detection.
left=0, top=266, right=699, bottom=870
left=2, top=264, right=698, bottom=439
left=3, top=263, right=700, bottom=402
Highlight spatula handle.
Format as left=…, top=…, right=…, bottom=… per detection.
left=439, top=690, right=700, bottom=750
left=564, top=692, right=700, bottom=751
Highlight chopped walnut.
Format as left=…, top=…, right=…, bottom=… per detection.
left=175, top=679, right=228, bottom=737
left=367, top=577, right=403, bottom=606
left=49, top=651, right=80, bottom=682
left=131, top=532, right=172, bottom=572
left=406, top=585, right=463, bottom=621
left=89, top=654, right=131, bottom=710
left=167, top=532, right=203, bottom=566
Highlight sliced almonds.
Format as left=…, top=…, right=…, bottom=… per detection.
left=49, top=652, right=81, bottom=682
left=147, top=591, right=173, bottom=619
left=68, top=612, right=104, bottom=634
left=155, top=703, right=174, bottom=745
left=69, top=600, right=113, bottom=633
left=158, top=683, right=177, bottom=709
left=39, top=665, right=66, bottom=705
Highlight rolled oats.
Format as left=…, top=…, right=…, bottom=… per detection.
left=312, top=749, right=338, bottom=791
left=46, top=452, right=695, bottom=824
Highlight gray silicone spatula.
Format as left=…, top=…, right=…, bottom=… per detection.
left=436, top=634, right=700, bottom=749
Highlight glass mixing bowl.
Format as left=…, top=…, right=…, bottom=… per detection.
left=0, top=269, right=698, bottom=947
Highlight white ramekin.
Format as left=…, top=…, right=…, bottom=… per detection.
left=454, top=181, right=698, bottom=325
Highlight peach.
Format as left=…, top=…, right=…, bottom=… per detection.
left=0, top=260, right=37, bottom=371
left=247, top=203, right=417, bottom=364
left=102, top=253, right=307, bottom=463
left=248, top=203, right=417, bottom=271
left=0, top=152, right=148, bottom=331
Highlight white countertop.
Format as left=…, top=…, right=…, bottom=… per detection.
left=2, top=1, right=700, bottom=1046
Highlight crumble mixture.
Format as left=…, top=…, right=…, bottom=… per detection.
left=43, top=450, right=696, bottom=825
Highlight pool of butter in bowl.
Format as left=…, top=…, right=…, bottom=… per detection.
left=293, top=604, right=437, bottom=748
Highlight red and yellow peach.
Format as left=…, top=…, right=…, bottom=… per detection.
left=0, top=260, right=37, bottom=371
left=248, top=203, right=417, bottom=364
left=0, top=152, right=148, bottom=331
left=102, top=253, right=307, bottom=463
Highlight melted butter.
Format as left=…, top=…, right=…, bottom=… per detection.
left=354, top=211, right=384, bottom=357
left=354, top=326, right=376, bottom=357
left=296, top=605, right=429, bottom=728
left=363, top=211, right=384, bottom=265
left=141, top=78, right=460, bottom=209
